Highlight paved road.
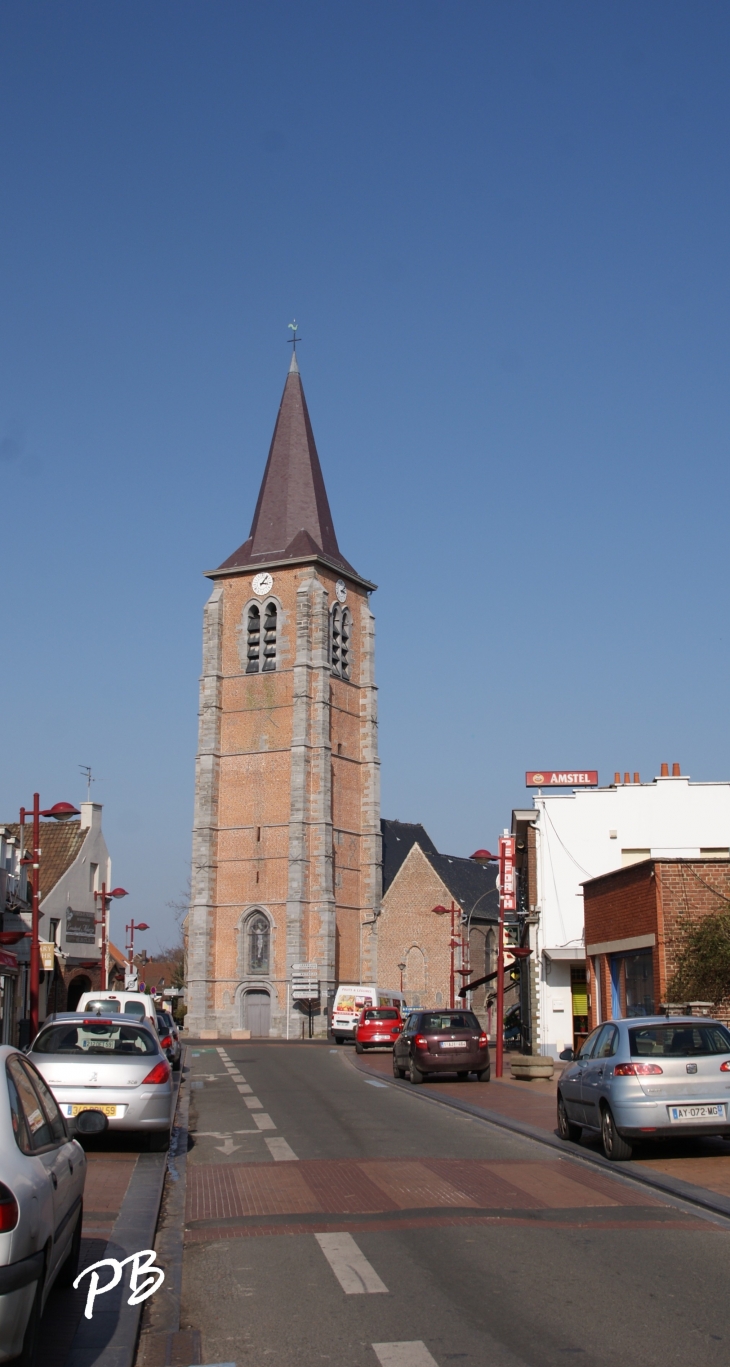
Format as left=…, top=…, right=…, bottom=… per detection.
left=180, top=1041, right=730, bottom=1367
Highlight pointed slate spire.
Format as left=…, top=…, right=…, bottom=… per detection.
left=216, top=358, right=363, bottom=579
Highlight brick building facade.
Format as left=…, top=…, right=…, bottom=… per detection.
left=583, top=858, right=730, bottom=1029
left=378, top=821, right=500, bottom=1022
left=187, top=354, right=381, bottom=1038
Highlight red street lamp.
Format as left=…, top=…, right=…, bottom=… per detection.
left=125, top=920, right=149, bottom=978
left=19, top=794, right=80, bottom=1041
left=432, top=903, right=459, bottom=1009
left=93, top=885, right=128, bottom=990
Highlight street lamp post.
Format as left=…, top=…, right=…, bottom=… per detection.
left=398, top=962, right=406, bottom=993
left=19, top=795, right=80, bottom=1041
left=93, top=885, right=129, bottom=990
left=125, top=920, right=149, bottom=986
left=432, top=903, right=459, bottom=1008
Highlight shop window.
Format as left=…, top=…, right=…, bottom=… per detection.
left=610, top=949, right=654, bottom=1019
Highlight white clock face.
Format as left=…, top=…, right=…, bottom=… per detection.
left=335, top=579, right=347, bottom=604
left=252, top=572, right=273, bottom=597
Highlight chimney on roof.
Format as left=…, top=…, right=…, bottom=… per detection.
left=80, top=803, right=102, bottom=830
left=633, top=772, right=640, bottom=784
left=672, top=762, right=681, bottom=776
left=624, top=772, right=630, bottom=785
left=661, top=762, right=669, bottom=777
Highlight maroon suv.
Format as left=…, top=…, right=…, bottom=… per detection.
left=393, top=1010, right=490, bottom=1084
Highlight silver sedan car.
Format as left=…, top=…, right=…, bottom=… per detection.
left=557, top=1015, right=730, bottom=1160
left=29, top=1013, right=173, bottom=1151
left=0, top=1045, right=86, bottom=1364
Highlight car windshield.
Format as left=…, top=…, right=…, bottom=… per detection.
left=32, top=1021, right=157, bottom=1056
left=630, top=1024, right=730, bottom=1058
left=420, top=1013, right=480, bottom=1032
left=364, top=1009, right=399, bottom=1021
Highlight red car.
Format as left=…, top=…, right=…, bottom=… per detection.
left=355, top=1007, right=403, bottom=1053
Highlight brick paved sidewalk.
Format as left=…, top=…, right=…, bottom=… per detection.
left=354, top=1047, right=730, bottom=1202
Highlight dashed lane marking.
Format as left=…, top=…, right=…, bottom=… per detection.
left=365, top=1080, right=388, bottom=1088
left=253, top=1113, right=276, bottom=1130
left=237, top=1083, right=252, bottom=1094
left=373, top=1344, right=438, bottom=1367
left=315, top=1232, right=388, bottom=1294
left=265, top=1137, right=298, bottom=1161
left=244, top=1097, right=263, bottom=1109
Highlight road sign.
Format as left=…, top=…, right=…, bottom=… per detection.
left=526, top=770, right=598, bottom=787
left=292, top=962, right=319, bottom=1000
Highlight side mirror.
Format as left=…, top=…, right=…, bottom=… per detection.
left=75, top=1109, right=109, bottom=1136
left=559, top=1047, right=575, bottom=1062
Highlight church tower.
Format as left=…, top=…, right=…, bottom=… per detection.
left=187, top=353, right=381, bottom=1037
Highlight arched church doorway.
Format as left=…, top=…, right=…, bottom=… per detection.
left=245, top=990, right=270, bottom=1037
left=67, top=975, right=91, bottom=1011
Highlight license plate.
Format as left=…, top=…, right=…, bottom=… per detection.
left=65, top=1104, right=120, bottom=1118
left=668, top=1103, right=725, bottom=1123
left=440, top=1041, right=467, bottom=1050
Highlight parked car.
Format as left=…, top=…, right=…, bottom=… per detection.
left=557, top=1015, right=730, bottom=1160
left=29, top=1014, right=172, bottom=1151
left=0, top=1044, right=87, bottom=1365
left=331, top=985, right=409, bottom=1044
left=155, top=1012, right=181, bottom=1071
left=393, top=1009, right=490, bottom=1084
left=355, top=1007, right=403, bottom=1053
left=76, top=990, right=159, bottom=1034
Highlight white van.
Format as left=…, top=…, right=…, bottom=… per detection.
left=330, top=985, right=408, bottom=1044
left=76, top=989, right=159, bottom=1034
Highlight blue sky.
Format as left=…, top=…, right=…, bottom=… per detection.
left=2, top=2, right=730, bottom=950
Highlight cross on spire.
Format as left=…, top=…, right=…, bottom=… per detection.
left=287, top=320, right=301, bottom=352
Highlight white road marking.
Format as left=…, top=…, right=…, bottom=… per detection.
left=315, top=1233, right=388, bottom=1294
left=265, top=1137, right=298, bottom=1161
left=244, top=1097, right=263, bottom=1109
left=215, top=1138, right=240, bottom=1155
left=365, top=1080, right=388, bottom=1088
left=372, top=1344, right=438, bottom=1367
left=252, top=1113, right=276, bottom=1130
left=237, top=1083, right=252, bottom=1094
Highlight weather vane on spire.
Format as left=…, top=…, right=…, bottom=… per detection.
left=287, top=320, right=301, bottom=353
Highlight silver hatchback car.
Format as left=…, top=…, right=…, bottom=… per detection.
left=28, top=1013, right=173, bottom=1151
left=557, top=1015, right=730, bottom=1160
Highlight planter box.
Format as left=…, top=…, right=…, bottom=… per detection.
left=231, top=1029, right=251, bottom=1039
left=510, top=1055, right=555, bottom=1081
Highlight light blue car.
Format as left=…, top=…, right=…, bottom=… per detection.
left=557, top=1015, right=730, bottom=1160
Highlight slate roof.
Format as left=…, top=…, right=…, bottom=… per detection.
left=381, top=817, right=498, bottom=919
left=4, top=820, right=88, bottom=904
left=381, top=820, right=438, bottom=893
left=212, top=354, right=368, bottom=584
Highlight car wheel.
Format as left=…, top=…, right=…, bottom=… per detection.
left=56, top=1203, right=83, bottom=1288
left=148, top=1129, right=171, bottom=1153
left=355, top=1041, right=364, bottom=1054
left=15, top=1273, right=43, bottom=1367
left=475, top=1068, right=490, bottom=1081
left=601, top=1105, right=632, bottom=1161
left=173, top=1057, right=181, bottom=1072
left=456, top=1071, right=469, bottom=1081
left=392, top=1055, right=406, bottom=1079
left=335, top=1036, right=344, bottom=1045
left=557, top=1093, right=582, bottom=1144
left=409, top=1057, right=424, bottom=1085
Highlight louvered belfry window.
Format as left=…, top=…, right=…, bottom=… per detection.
left=246, top=605, right=261, bottom=673
left=331, top=607, right=351, bottom=681
left=262, top=602, right=277, bottom=671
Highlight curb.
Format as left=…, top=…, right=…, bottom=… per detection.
left=64, top=1066, right=182, bottom=1367
left=348, top=1054, right=730, bottom=1227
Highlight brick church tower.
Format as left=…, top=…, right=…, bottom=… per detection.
left=187, top=353, right=381, bottom=1037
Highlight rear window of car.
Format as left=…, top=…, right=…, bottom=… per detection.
left=83, top=999, right=122, bottom=1014
left=364, top=1009, right=399, bottom=1021
left=32, top=1022, right=157, bottom=1056
left=420, top=1013, right=480, bottom=1032
left=630, top=1024, right=730, bottom=1057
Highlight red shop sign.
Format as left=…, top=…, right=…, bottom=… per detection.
left=526, top=770, right=598, bottom=787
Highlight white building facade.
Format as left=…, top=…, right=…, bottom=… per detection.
left=514, top=767, right=730, bottom=1058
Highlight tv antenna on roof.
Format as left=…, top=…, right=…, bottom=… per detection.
left=79, top=765, right=94, bottom=801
